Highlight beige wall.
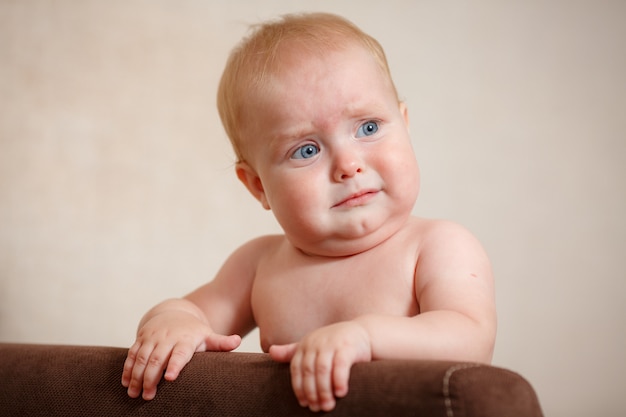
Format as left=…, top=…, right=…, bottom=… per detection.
left=1, top=1, right=624, bottom=415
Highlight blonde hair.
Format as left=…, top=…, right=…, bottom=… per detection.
left=217, top=12, right=398, bottom=162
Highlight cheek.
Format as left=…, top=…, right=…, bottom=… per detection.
left=401, top=157, right=421, bottom=202
left=266, top=171, right=321, bottom=213
left=377, top=144, right=420, bottom=194
left=267, top=177, right=326, bottom=237
left=398, top=155, right=420, bottom=190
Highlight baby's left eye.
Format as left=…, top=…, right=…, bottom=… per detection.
left=356, top=121, right=379, bottom=137
left=291, top=144, right=320, bottom=159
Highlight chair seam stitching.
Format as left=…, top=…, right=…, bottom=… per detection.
left=443, top=363, right=482, bottom=417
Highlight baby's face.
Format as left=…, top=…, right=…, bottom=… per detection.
left=238, top=43, right=420, bottom=256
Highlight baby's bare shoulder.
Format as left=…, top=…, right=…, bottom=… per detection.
left=211, top=234, right=286, bottom=283
left=410, top=217, right=492, bottom=288
left=240, top=234, right=286, bottom=252
left=228, top=234, right=286, bottom=260
left=406, top=217, right=481, bottom=247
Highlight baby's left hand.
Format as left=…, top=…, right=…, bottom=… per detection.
left=269, top=321, right=372, bottom=412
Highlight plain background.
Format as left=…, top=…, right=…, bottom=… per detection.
left=1, top=1, right=624, bottom=416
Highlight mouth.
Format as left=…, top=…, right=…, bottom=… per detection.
left=332, top=189, right=379, bottom=208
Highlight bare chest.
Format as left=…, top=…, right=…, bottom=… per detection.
left=251, top=248, right=419, bottom=351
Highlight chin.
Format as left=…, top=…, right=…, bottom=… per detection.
left=286, top=210, right=411, bottom=257
left=301, top=224, right=399, bottom=257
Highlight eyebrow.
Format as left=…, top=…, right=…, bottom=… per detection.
left=346, top=100, right=390, bottom=118
left=272, top=125, right=315, bottom=142
left=266, top=125, right=315, bottom=159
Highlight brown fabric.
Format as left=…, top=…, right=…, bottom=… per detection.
left=0, top=343, right=543, bottom=416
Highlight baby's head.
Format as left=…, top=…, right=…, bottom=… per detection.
left=217, top=12, right=418, bottom=256
left=217, top=12, right=399, bottom=163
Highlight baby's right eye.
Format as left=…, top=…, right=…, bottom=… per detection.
left=291, top=144, right=320, bottom=159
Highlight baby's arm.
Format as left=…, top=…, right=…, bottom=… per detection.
left=363, top=220, right=497, bottom=362
left=270, top=220, right=496, bottom=412
left=122, top=238, right=264, bottom=400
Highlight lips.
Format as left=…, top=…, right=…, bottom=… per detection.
left=333, top=189, right=379, bottom=208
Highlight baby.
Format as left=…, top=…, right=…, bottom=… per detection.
left=122, top=12, right=496, bottom=412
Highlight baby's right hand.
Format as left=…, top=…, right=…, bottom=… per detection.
left=121, top=309, right=241, bottom=400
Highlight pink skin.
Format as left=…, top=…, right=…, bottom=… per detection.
left=121, top=39, right=496, bottom=414
left=235, top=42, right=419, bottom=259
left=233, top=43, right=420, bottom=411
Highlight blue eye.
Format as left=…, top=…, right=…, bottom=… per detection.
left=291, top=144, right=320, bottom=159
left=356, top=121, right=379, bottom=137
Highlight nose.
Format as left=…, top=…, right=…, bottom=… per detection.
left=332, top=146, right=364, bottom=182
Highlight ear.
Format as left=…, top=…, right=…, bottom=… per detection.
left=236, top=161, right=271, bottom=210
left=399, top=101, right=410, bottom=128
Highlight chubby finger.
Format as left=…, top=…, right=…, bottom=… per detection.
left=288, top=349, right=308, bottom=408
left=300, top=350, right=321, bottom=412
left=163, top=341, right=196, bottom=381
left=269, top=343, right=298, bottom=363
left=315, top=351, right=337, bottom=412
left=125, top=342, right=157, bottom=398
left=139, top=343, right=174, bottom=400
left=121, top=342, right=141, bottom=388
left=331, top=348, right=354, bottom=398
left=205, top=333, right=242, bottom=352
left=163, top=333, right=241, bottom=382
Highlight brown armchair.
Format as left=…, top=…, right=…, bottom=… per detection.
left=0, top=343, right=543, bottom=416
